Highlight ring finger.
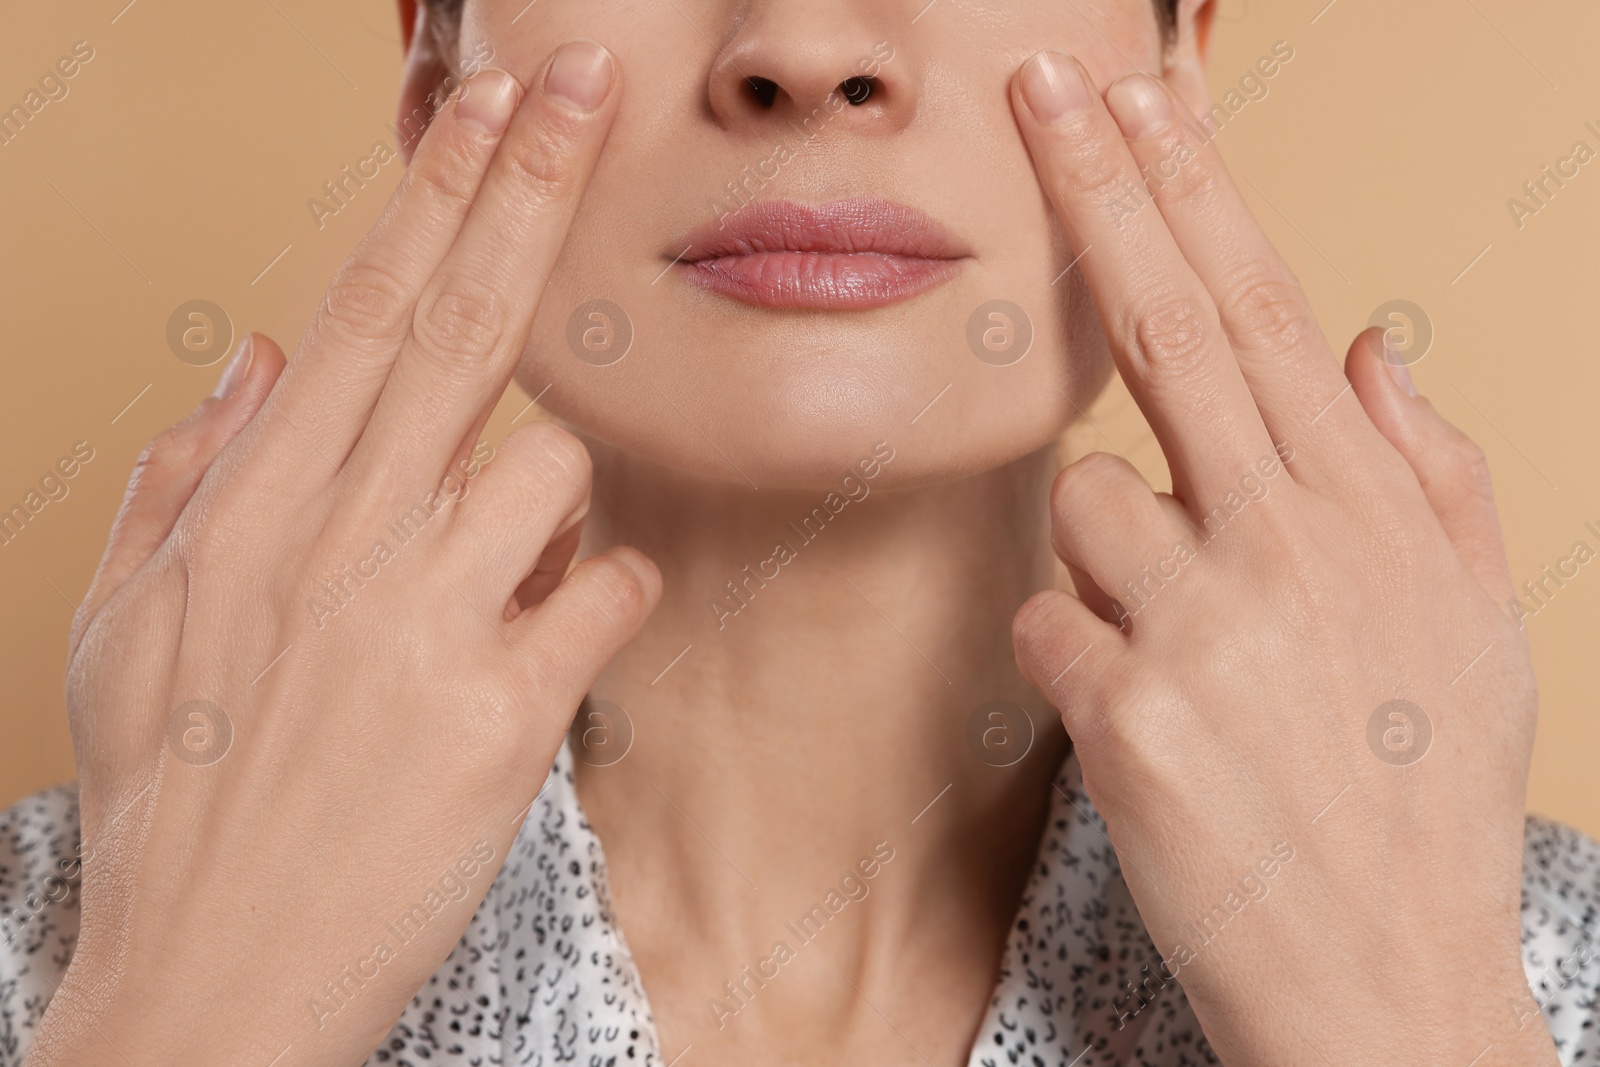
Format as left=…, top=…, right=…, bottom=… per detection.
left=1049, top=452, right=1191, bottom=631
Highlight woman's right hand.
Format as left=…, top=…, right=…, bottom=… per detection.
left=28, top=41, right=655, bottom=1067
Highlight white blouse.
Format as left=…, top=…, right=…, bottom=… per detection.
left=3, top=744, right=1598, bottom=1065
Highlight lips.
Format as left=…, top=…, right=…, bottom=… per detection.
left=673, top=198, right=968, bottom=310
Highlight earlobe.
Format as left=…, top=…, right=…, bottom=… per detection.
left=395, top=0, right=450, bottom=163
left=1162, top=0, right=1216, bottom=127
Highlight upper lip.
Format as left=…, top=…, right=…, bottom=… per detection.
left=677, top=198, right=968, bottom=263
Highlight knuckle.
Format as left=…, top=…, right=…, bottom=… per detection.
left=1054, top=123, right=1130, bottom=201
left=494, top=425, right=593, bottom=520
left=412, top=275, right=508, bottom=366
left=1223, top=270, right=1314, bottom=354
left=504, top=121, right=582, bottom=205
left=167, top=479, right=275, bottom=576
left=1146, top=128, right=1217, bottom=203
left=1049, top=451, right=1139, bottom=534
left=1444, top=431, right=1493, bottom=496
left=135, top=425, right=195, bottom=477
left=1051, top=451, right=1132, bottom=518
left=1012, top=592, right=1068, bottom=669
left=1120, top=293, right=1214, bottom=381
left=67, top=595, right=111, bottom=668
left=518, top=422, right=593, bottom=487
left=170, top=488, right=229, bottom=552
left=1063, top=695, right=1120, bottom=754
left=318, top=264, right=412, bottom=349
left=169, top=507, right=225, bottom=573
left=128, top=416, right=223, bottom=497
left=1069, top=674, right=1132, bottom=751
left=1089, top=668, right=1184, bottom=754
left=406, top=149, right=479, bottom=215
left=584, top=554, right=648, bottom=618
left=1058, top=664, right=1148, bottom=758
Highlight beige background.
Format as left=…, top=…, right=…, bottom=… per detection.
left=1, top=0, right=1595, bottom=836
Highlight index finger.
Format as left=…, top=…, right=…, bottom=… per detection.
left=1012, top=50, right=1278, bottom=506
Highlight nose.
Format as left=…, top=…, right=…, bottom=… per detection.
left=707, top=6, right=912, bottom=135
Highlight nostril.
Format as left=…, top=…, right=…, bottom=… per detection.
left=839, top=77, right=876, bottom=105
left=746, top=76, right=779, bottom=108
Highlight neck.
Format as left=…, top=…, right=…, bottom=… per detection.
left=570, top=434, right=1070, bottom=1056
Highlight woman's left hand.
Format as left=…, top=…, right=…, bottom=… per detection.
left=1008, top=51, right=1556, bottom=1066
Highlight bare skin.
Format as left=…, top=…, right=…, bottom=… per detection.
left=570, top=440, right=1069, bottom=1063
left=26, top=4, right=1557, bottom=1067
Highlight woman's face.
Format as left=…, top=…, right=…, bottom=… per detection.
left=448, top=0, right=1170, bottom=490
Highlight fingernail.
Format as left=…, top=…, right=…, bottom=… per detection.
left=457, top=68, right=523, bottom=134
left=1021, top=51, right=1090, bottom=125
left=1385, top=356, right=1418, bottom=397
left=213, top=334, right=254, bottom=399
left=544, top=41, right=614, bottom=111
left=1106, top=74, right=1173, bottom=140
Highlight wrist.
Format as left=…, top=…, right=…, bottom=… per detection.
left=27, top=960, right=278, bottom=1067
left=1188, top=959, right=1560, bottom=1067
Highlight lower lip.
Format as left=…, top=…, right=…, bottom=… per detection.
left=681, top=251, right=963, bottom=310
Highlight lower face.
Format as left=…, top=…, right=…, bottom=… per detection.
left=458, top=0, right=1160, bottom=491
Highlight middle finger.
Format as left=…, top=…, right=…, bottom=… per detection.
left=1102, top=73, right=1379, bottom=483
